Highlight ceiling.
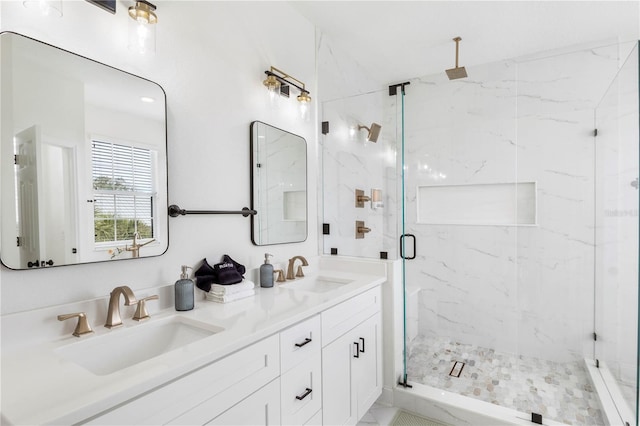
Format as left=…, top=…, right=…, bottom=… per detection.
left=292, top=1, right=640, bottom=85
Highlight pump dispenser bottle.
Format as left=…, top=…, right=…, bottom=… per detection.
left=260, top=253, right=274, bottom=288
left=175, top=265, right=194, bottom=311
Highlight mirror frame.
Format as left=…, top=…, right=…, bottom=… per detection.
left=250, top=121, right=307, bottom=246
left=0, top=31, right=169, bottom=269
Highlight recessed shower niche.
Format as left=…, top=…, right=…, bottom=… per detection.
left=417, top=182, right=537, bottom=225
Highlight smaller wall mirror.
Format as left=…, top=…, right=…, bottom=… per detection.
left=250, top=121, right=307, bottom=245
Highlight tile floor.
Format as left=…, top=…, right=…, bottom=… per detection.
left=406, top=335, right=605, bottom=425
left=357, top=402, right=400, bottom=426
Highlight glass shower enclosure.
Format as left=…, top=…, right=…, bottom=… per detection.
left=320, top=40, right=639, bottom=426
left=398, top=42, right=639, bottom=425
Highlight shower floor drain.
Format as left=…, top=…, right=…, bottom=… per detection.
left=449, top=361, right=465, bottom=377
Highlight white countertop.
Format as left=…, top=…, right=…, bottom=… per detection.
left=1, top=257, right=387, bottom=425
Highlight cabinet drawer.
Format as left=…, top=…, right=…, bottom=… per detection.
left=305, top=409, right=322, bottom=425
left=281, top=354, right=322, bottom=426
left=208, top=378, right=280, bottom=426
left=87, top=335, right=279, bottom=425
left=280, top=314, right=321, bottom=373
left=321, top=286, right=381, bottom=346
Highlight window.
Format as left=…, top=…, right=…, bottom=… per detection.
left=91, top=140, right=155, bottom=244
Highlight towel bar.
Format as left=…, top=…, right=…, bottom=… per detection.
left=168, top=204, right=257, bottom=218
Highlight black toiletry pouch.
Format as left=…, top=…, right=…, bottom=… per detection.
left=213, top=261, right=243, bottom=285
left=194, top=258, right=216, bottom=277
left=196, top=275, right=215, bottom=292
left=223, top=254, right=246, bottom=275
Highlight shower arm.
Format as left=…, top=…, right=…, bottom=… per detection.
left=453, top=36, right=461, bottom=68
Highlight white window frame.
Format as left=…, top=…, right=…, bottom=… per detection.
left=90, top=137, right=159, bottom=249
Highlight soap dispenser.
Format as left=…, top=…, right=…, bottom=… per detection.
left=260, top=253, right=274, bottom=288
left=175, top=265, right=194, bottom=311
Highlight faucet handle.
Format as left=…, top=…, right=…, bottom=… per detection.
left=58, top=312, right=94, bottom=337
left=132, top=295, right=159, bottom=321
left=296, top=265, right=305, bottom=278
left=274, top=269, right=286, bottom=282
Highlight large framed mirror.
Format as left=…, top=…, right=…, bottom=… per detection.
left=0, top=32, right=168, bottom=269
left=250, top=121, right=307, bottom=245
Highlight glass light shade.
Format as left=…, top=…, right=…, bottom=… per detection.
left=128, top=17, right=156, bottom=54
left=297, top=91, right=311, bottom=121
left=23, top=0, right=62, bottom=17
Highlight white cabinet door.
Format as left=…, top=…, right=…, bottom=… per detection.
left=352, top=312, right=382, bottom=416
left=321, top=311, right=382, bottom=426
left=322, top=330, right=357, bottom=426
left=208, top=378, right=280, bottom=426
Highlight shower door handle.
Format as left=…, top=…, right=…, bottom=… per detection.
left=400, top=234, right=416, bottom=260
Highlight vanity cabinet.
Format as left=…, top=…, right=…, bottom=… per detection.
left=86, top=335, right=280, bottom=425
left=321, top=287, right=382, bottom=426
left=82, top=288, right=380, bottom=426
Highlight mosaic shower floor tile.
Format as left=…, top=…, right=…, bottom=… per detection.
left=406, top=335, right=605, bottom=425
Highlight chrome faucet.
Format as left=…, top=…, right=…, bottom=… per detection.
left=104, top=286, right=137, bottom=328
left=286, top=256, right=309, bottom=280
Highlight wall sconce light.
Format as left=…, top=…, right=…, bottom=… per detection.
left=128, top=0, right=157, bottom=54
left=263, top=66, right=311, bottom=120
left=357, top=122, right=382, bottom=143
left=23, top=0, right=62, bottom=17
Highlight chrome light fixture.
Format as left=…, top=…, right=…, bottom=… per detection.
left=263, top=66, right=312, bottom=119
left=128, top=0, right=157, bottom=54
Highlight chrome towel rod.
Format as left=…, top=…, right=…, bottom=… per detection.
left=168, top=204, right=257, bottom=218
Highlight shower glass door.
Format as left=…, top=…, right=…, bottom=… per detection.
left=399, top=59, right=520, bottom=406
left=594, top=42, right=639, bottom=426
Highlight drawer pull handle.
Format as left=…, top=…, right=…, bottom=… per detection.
left=296, top=387, right=313, bottom=400
left=360, top=337, right=365, bottom=353
left=353, top=341, right=360, bottom=358
left=295, top=337, right=312, bottom=348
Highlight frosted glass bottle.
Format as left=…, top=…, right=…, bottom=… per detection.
left=260, top=253, right=274, bottom=288
left=175, top=265, right=194, bottom=311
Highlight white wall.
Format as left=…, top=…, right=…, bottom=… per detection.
left=0, top=1, right=318, bottom=314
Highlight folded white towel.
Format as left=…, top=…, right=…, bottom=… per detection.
left=209, top=279, right=255, bottom=296
left=206, top=289, right=255, bottom=303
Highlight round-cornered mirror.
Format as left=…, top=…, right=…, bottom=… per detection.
left=0, top=32, right=168, bottom=269
left=250, top=121, right=307, bottom=246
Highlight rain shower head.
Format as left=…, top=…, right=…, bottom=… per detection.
left=358, top=122, right=382, bottom=142
left=445, top=36, right=468, bottom=80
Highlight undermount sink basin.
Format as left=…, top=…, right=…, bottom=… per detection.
left=279, top=276, right=354, bottom=293
left=55, top=315, right=223, bottom=376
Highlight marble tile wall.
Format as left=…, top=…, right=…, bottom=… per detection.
left=321, top=91, right=400, bottom=259
left=405, top=42, right=632, bottom=363
left=319, top=36, right=637, bottom=368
